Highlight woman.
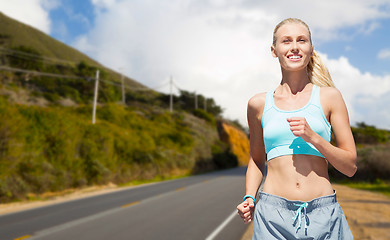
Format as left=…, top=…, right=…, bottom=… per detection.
left=236, top=18, right=357, bottom=239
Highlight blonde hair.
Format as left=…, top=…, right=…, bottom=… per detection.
left=273, top=18, right=335, bottom=88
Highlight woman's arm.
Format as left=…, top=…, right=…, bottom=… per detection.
left=317, top=87, right=357, bottom=176
left=237, top=94, right=267, bottom=223
left=288, top=87, right=357, bottom=177
left=245, top=94, right=267, bottom=196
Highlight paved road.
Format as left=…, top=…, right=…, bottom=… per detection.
left=0, top=167, right=250, bottom=240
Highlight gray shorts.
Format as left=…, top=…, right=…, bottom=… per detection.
left=253, top=191, right=353, bottom=240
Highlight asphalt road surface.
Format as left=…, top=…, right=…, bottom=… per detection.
left=0, top=167, right=250, bottom=240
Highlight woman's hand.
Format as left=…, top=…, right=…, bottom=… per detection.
left=287, top=117, right=315, bottom=143
left=237, top=198, right=255, bottom=224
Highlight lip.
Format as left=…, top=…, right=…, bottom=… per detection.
left=287, top=54, right=302, bottom=62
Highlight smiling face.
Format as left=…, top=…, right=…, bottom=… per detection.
left=271, top=22, right=313, bottom=72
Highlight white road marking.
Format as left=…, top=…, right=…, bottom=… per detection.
left=205, top=210, right=238, bottom=240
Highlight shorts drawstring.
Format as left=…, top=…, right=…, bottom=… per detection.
left=292, top=202, right=308, bottom=233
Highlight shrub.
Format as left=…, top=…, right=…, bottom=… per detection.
left=352, top=122, right=390, bottom=144
left=192, top=109, right=216, bottom=126
left=211, top=141, right=238, bottom=169
left=329, top=143, right=390, bottom=182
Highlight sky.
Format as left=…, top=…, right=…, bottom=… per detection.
left=1, top=0, right=390, bottom=129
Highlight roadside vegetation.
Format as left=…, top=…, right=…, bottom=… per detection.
left=329, top=122, right=390, bottom=197
left=0, top=94, right=239, bottom=202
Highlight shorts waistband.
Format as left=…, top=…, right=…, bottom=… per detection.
left=258, top=191, right=337, bottom=213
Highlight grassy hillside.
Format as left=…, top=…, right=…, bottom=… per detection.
left=0, top=12, right=144, bottom=90
left=0, top=12, right=95, bottom=64
left=0, top=94, right=240, bottom=202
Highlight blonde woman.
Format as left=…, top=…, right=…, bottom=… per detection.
left=237, top=18, right=356, bottom=239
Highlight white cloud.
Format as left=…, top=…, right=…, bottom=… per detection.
left=239, top=0, right=390, bottom=42
left=91, top=0, right=118, bottom=10
left=72, top=0, right=390, bottom=128
left=378, top=48, right=390, bottom=59
left=352, top=92, right=390, bottom=129
left=345, top=46, right=353, bottom=52
left=323, top=54, right=390, bottom=129
left=0, top=0, right=58, bottom=33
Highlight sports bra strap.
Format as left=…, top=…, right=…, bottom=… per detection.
left=263, top=88, right=275, bottom=112
left=310, top=85, right=321, bottom=108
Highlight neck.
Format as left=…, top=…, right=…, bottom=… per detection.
left=280, top=68, right=311, bottom=94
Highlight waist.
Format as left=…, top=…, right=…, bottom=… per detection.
left=263, top=155, right=333, bottom=201
left=266, top=143, right=325, bottom=161
left=258, top=191, right=337, bottom=212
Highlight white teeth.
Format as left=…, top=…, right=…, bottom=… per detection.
left=288, top=55, right=301, bottom=59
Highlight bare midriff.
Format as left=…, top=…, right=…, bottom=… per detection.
left=262, top=154, right=334, bottom=202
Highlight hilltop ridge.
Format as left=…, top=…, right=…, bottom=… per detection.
left=0, top=11, right=145, bottom=91
left=0, top=12, right=99, bottom=66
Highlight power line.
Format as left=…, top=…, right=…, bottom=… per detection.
left=0, top=47, right=191, bottom=93
left=0, top=64, right=210, bottom=113
left=0, top=65, right=213, bottom=116
left=0, top=65, right=201, bottom=99
left=0, top=65, right=159, bottom=93
left=0, top=47, right=176, bottom=93
left=0, top=46, right=215, bottom=116
left=0, top=47, right=80, bottom=66
left=172, top=82, right=183, bottom=92
left=99, top=78, right=122, bottom=87
left=149, top=81, right=170, bottom=90
left=0, top=65, right=88, bottom=80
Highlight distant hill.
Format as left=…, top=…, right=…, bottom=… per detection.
left=0, top=12, right=99, bottom=64
left=0, top=11, right=144, bottom=90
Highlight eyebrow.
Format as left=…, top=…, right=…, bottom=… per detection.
left=280, top=35, right=309, bottom=39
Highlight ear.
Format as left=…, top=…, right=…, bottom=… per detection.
left=271, top=45, right=277, bottom=58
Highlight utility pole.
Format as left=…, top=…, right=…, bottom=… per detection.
left=121, top=72, right=125, bottom=104
left=204, top=97, right=207, bottom=112
left=92, top=70, right=99, bottom=124
left=195, top=91, right=198, bottom=109
left=169, top=76, right=173, bottom=113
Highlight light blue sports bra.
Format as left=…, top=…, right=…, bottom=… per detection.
left=262, top=85, right=331, bottom=161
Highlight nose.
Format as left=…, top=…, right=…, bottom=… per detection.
left=291, top=41, right=298, bottom=52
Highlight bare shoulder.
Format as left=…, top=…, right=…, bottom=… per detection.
left=320, top=87, right=349, bottom=123
left=320, top=86, right=345, bottom=107
left=320, top=87, right=343, bottom=99
left=247, top=92, right=267, bottom=117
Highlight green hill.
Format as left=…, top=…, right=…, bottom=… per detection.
left=0, top=12, right=99, bottom=65
left=0, top=11, right=146, bottom=95
left=0, top=13, right=241, bottom=202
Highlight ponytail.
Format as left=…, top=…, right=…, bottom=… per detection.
left=307, top=50, right=335, bottom=88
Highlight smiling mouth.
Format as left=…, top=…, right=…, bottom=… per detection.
left=288, top=55, right=302, bottom=59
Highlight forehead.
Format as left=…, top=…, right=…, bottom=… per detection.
left=276, top=22, right=310, bottom=38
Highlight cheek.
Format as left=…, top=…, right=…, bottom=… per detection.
left=302, top=45, right=313, bottom=55
left=274, top=46, right=288, bottom=58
